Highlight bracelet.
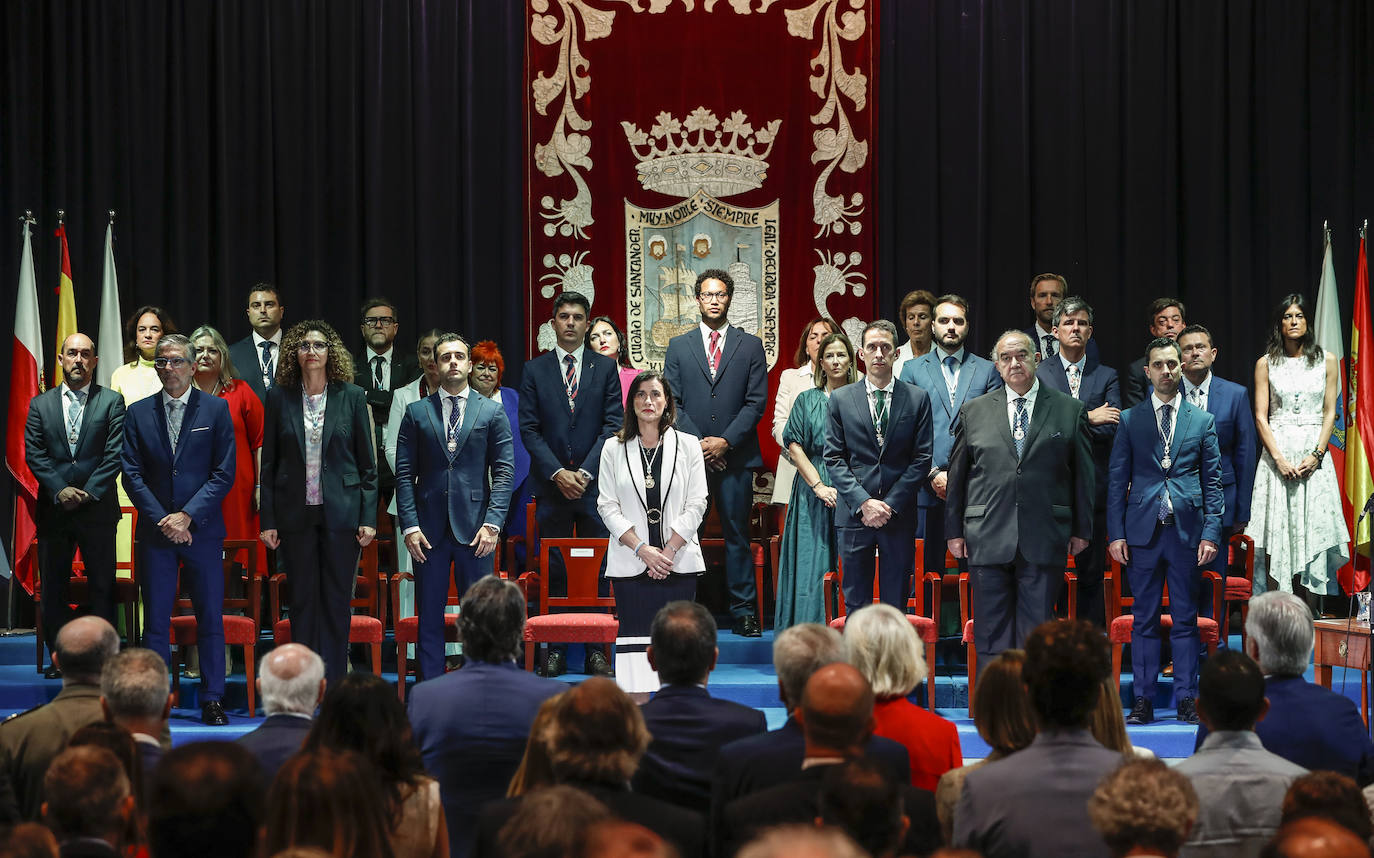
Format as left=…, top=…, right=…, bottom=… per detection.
left=634, top=542, right=646, bottom=557
left=1312, top=448, right=1325, bottom=462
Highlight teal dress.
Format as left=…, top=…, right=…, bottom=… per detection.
left=775, top=386, right=838, bottom=629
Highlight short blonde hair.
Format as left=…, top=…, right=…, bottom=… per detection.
left=844, top=603, right=926, bottom=698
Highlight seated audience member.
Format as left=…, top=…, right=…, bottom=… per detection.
left=0, top=822, right=58, bottom=858
left=1262, top=817, right=1372, bottom=858
left=735, top=824, right=868, bottom=858
left=40, top=745, right=136, bottom=858
left=407, top=575, right=563, bottom=858
left=1090, top=679, right=1151, bottom=757
left=1281, top=772, right=1373, bottom=842
left=578, top=819, right=677, bottom=858
left=1176, top=649, right=1305, bottom=858
left=146, top=742, right=263, bottom=858
left=235, top=643, right=326, bottom=788
left=712, top=624, right=910, bottom=821
left=935, top=650, right=1036, bottom=844
left=304, top=673, right=447, bottom=858
left=99, top=648, right=172, bottom=788
left=506, top=694, right=564, bottom=798
left=818, top=758, right=915, bottom=858
left=65, top=722, right=146, bottom=840
left=845, top=603, right=962, bottom=790
left=495, top=785, right=611, bottom=858
left=632, top=601, right=766, bottom=813
left=263, top=749, right=396, bottom=858
left=1089, top=758, right=1199, bottom=858
left=719, top=664, right=939, bottom=858
left=1194, top=591, right=1374, bottom=785
left=0, top=616, right=118, bottom=820
left=954, top=619, right=1126, bottom=858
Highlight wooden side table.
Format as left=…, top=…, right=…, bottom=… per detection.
left=1312, top=618, right=1372, bottom=729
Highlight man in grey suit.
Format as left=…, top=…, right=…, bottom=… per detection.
left=898, top=294, right=1002, bottom=576
left=946, top=330, right=1095, bottom=671
left=954, top=618, right=1124, bottom=858
left=826, top=320, right=933, bottom=614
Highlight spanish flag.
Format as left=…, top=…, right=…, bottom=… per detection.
left=1343, top=228, right=1373, bottom=594
left=52, top=221, right=77, bottom=387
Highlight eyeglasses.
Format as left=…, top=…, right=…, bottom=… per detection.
left=362, top=316, right=397, bottom=327
left=153, top=357, right=191, bottom=369
left=697, top=292, right=730, bottom=303
left=298, top=341, right=330, bottom=353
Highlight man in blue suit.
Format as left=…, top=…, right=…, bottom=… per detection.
left=235, top=643, right=325, bottom=789
left=519, top=290, right=622, bottom=673
left=1021, top=273, right=1101, bottom=364
left=1108, top=336, right=1224, bottom=725
left=121, top=334, right=236, bottom=725
left=409, top=575, right=564, bottom=858
left=827, top=320, right=934, bottom=613
left=1036, top=297, right=1121, bottom=627
left=396, top=333, right=514, bottom=681
left=663, top=269, right=769, bottom=637
left=898, top=294, right=1001, bottom=576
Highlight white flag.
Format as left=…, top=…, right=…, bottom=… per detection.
left=96, top=221, right=122, bottom=387
left=1314, top=228, right=1344, bottom=358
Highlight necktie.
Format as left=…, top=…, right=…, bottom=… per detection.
left=260, top=341, right=275, bottom=390
left=563, top=354, right=578, bottom=412
left=873, top=389, right=889, bottom=444
left=1067, top=364, right=1082, bottom=399
left=1158, top=403, right=1174, bottom=520
left=1042, top=335, right=1056, bottom=358
left=709, top=330, right=722, bottom=377
left=1189, top=386, right=1204, bottom=410
left=943, top=355, right=959, bottom=407
left=445, top=395, right=463, bottom=461
left=1013, top=397, right=1028, bottom=458
left=372, top=355, right=384, bottom=389
left=167, top=400, right=184, bottom=454
left=66, top=389, right=86, bottom=455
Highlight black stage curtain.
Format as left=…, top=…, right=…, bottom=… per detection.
left=878, top=0, right=1374, bottom=385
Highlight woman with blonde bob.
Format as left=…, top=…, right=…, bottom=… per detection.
left=844, top=603, right=962, bottom=791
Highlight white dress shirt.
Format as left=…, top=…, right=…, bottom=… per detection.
left=699, top=321, right=728, bottom=357
left=1183, top=372, right=1211, bottom=412
left=1152, top=391, right=1181, bottom=512
left=364, top=345, right=394, bottom=390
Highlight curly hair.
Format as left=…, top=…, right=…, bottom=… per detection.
left=543, top=678, right=649, bottom=786
left=276, top=320, right=354, bottom=388
left=1089, top=758, right=1197, bottom=858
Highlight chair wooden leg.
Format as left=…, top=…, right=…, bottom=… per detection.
left=925, top=642, right=937, bottom=711
left=399, top=646, right=411, bottom=702
left=967, top=644, right=977, bottom=708
left=244, top=645, right=256, bottom=717
left=524, top=642, right=536, bottom=672
left=1112, top=642, right=1123, bottom=692
left=371, top=642, right=382, bottom=676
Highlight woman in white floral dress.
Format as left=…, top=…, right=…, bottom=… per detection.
left=1249, top=293, right=1349, bottom=596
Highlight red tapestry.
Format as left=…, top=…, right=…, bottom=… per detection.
left=525, top=0, right=879, bottom=476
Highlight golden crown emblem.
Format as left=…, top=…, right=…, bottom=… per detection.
left=621, top=107, right=781, bottom=199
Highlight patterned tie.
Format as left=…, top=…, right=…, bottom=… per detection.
left=1013, top=397, right=1028, bottom=458
left=372, top=355, right=385, bottom=389
left=709, top=330, right=722, bottom=377
left=167, top=399, right=184, bottom=454
left=1189, top=386, right=1204, bottom=410
left=260, top=341, right=275, bottom=391
left=873, top=389, right=889, bottom=445
left=1067, top=364, right=1082, bottom=399
left=563, top=354, right=578, bottom=412
left=1042, top=335, right=1056, bottom=359
left=943, top=355, right=959, bottom=407
left=446, top=394, right=463, bottom=462
left=66, top=389, right=85, bottom=456
left=1158, top=403, right=1174, bottom=520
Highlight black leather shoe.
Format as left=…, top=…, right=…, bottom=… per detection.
left=540, top=650, right=567, bottom=678
left=732, top=615, right=762, bottom=637
left=585, top=650, right=614, bottom=676
left=1125, top=696, right=1153, bottom=725
left=43, top=664, right=61, bottom=680
left=1177, top=697, right=1200, bottom=724
left=201, top=700, right=229, bottom=726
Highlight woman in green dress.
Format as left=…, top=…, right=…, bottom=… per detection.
left=775, top=331, right=856, bottom=629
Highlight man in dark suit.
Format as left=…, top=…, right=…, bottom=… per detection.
left=1021, top=272, right=1101, bottom=363
left=663, top=269, right=768, bottom=637
left=899, top=294, right=1002, bottom=577
left=396, top=333, right=514, bottom=681
left=1109, top=336, right=1224, bottom=725
left=947, top=330, right=1095, bottom=672
left=25, top=333, right=126, bottom=677
left=355, top=297, right=419, bottom=508
left=1121, top=298, right=1186, bottom=408
left=632, top=601, right=766, bottom=813
left=519, top=290, right=622, bottom=672
left=827, top=320, right=933, bottom=614
left=99, top=648, right=172, bottom=793
left=1036, top=297, right=1121, bottom=627
left=1194, top=591, right=1374, bottom=785
left=235, top=643, right=325, bottom=789
left=719, top=663, right=940, bottom=858
left=408, top=575, right=564, bottom=858
left=121, top=333, right=237, bottom=726
left=227, top=283, right=285, bottom=404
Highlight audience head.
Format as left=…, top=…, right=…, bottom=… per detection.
left=0, top=823, right=58, bottom=858
left=647, top=600, right=717, bottom=686
left=147, top=741, right=263, bottom=858
left=1266, top=293, right=1323, bottom=365
left=469, top=340, right=506, bottom=397
left=189, top=325, right=240, bottom=387
left=124, top=305, right=177, bottom=363
left=817, top=757, right=909, bottom=858
left=67, top=721, right=144, bottom=816
left=773, top=623, right=846, bottom=712
left=1146, top=297, right=1186, bottom=339
left=459, top=574, right=526, bottom=663
left=1029, top=273, right=1068, bottom=327
left=1088, top=679, right=1136, bottom=755
left=578, top=820, right=677, bottom=858
left=798, top=663, right=875, bottom=756
left=811, top=331, right=857, bottom=390
left=844, top=603, right=927, bottom=699
left=507, top=692, right=565, bottom=798
left=617, top=370, right=677, bottom=442
left=359, top=297, right=400, bottom=354
left=100, top=647, right=171, bottom=732
left=259, top=643, right=326, bottom=716
left=245, top=284, right=284, bottom=338
left=497, top=785, right=611, bottom=858
left=41, top=745, right=133, bottom=848
left=587, top=315, right=633, bottom=369
left=1245, top=591, right=1314, bottom=676
left=1024, top=618, right=1110, bottom=729
left=1263, top=817, right=1372, bottom=858
left=551, top=291, right=591, bottom=352
left=1089, top=757, right=1198, bottom=858
left=1197, top=649, right=1267, bottom=731
left=544, top=677, right=650, bottom=786
left=53, top=616, right=119, bottom=685
left=971, top=650, right=1036, bottom=755
left=899, top=289, right=938, bottom=349
left=278, top=320, right=354, bottom=387
left=1280, top=772, right=1373, bottom=841
left=263, top=748, right=395, bottom=858
left=794, top=317, right=841, bottom=368
left=736, top=825, right=867, bottom=858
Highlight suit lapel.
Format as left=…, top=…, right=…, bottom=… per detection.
left=572, top=352, right=597, bottom=420
left=989, top=389, right=1015, bottom=452
left=425, top=393, right=446, bottom=454
left=1041, top=358, right=1070, bottom=396
left=692, top=332, right=713, bottom=383
left=450, top=391, right=480, bottom=458
left=712, top=327, right=742, bottom=388
left=320, top=381, right=341, bottom=453
left=150, top=395, right=173, bottom=458
left=880, top=382, right=909, bottom=461
left=172, top=389, right=201, bottom=464
left=1021, top=388, right=1051, bottom=451
left=923, top=356, right=953, bottom=419
left=953, top=356, right=978, bottom=409
left=1175, top=399, right=1196, bottom=458
left=287, top=390, right=307, bottom=462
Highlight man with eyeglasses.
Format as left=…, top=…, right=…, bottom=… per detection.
left=355, top=298, right=420, bottom=508
left=121, top=333, right=236, bottom=725
left=227, top=284, right=285, bottom=405
left=664, top=269, right=769, bottom=637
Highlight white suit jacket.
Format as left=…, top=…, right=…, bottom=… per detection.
left=597, top=427, right=708, bottom=579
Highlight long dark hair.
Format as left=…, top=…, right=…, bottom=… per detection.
left=123, top=305, right=178, bottom=364
left=616, top=371, right=675, bottom=442
left=1265, top=293, right=1323, bottom=366
left=586, top=315, right=633, bottom=369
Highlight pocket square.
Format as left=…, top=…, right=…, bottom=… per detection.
left=190, top=426, right=210, bottom=432
left=1051, top=431, right=1062, bottom=438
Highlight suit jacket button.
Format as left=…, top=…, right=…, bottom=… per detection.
left=172, top=469, right=178, bottom=476
left=1016, top=468, right=1022, bottom=474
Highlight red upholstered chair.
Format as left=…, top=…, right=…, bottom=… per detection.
left=390, top=568, right=462, bottom=701
left=270, top=541, right=386, bottom=677
left=1105, top=555, right=1223, bottom=692
left=1221, top=533, right=1256, bottom=651
left=167, top=539, right=263, bottom=715
left=523, top=538, right=618, bottom=671
left=503, top=499, right=540, bottom=585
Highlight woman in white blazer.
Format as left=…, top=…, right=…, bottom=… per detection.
left=598, top=370, right=709, bottom=693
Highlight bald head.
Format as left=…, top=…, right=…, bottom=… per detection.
left=58, top=332, right=98, bottom=391
left=258, top=644, right=325, bottom=716
left=1265, top=817, right=1371, bottom=858
left=54, top=616, right=120, bottom=685
left=799, top=663, right=875, bottom=755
